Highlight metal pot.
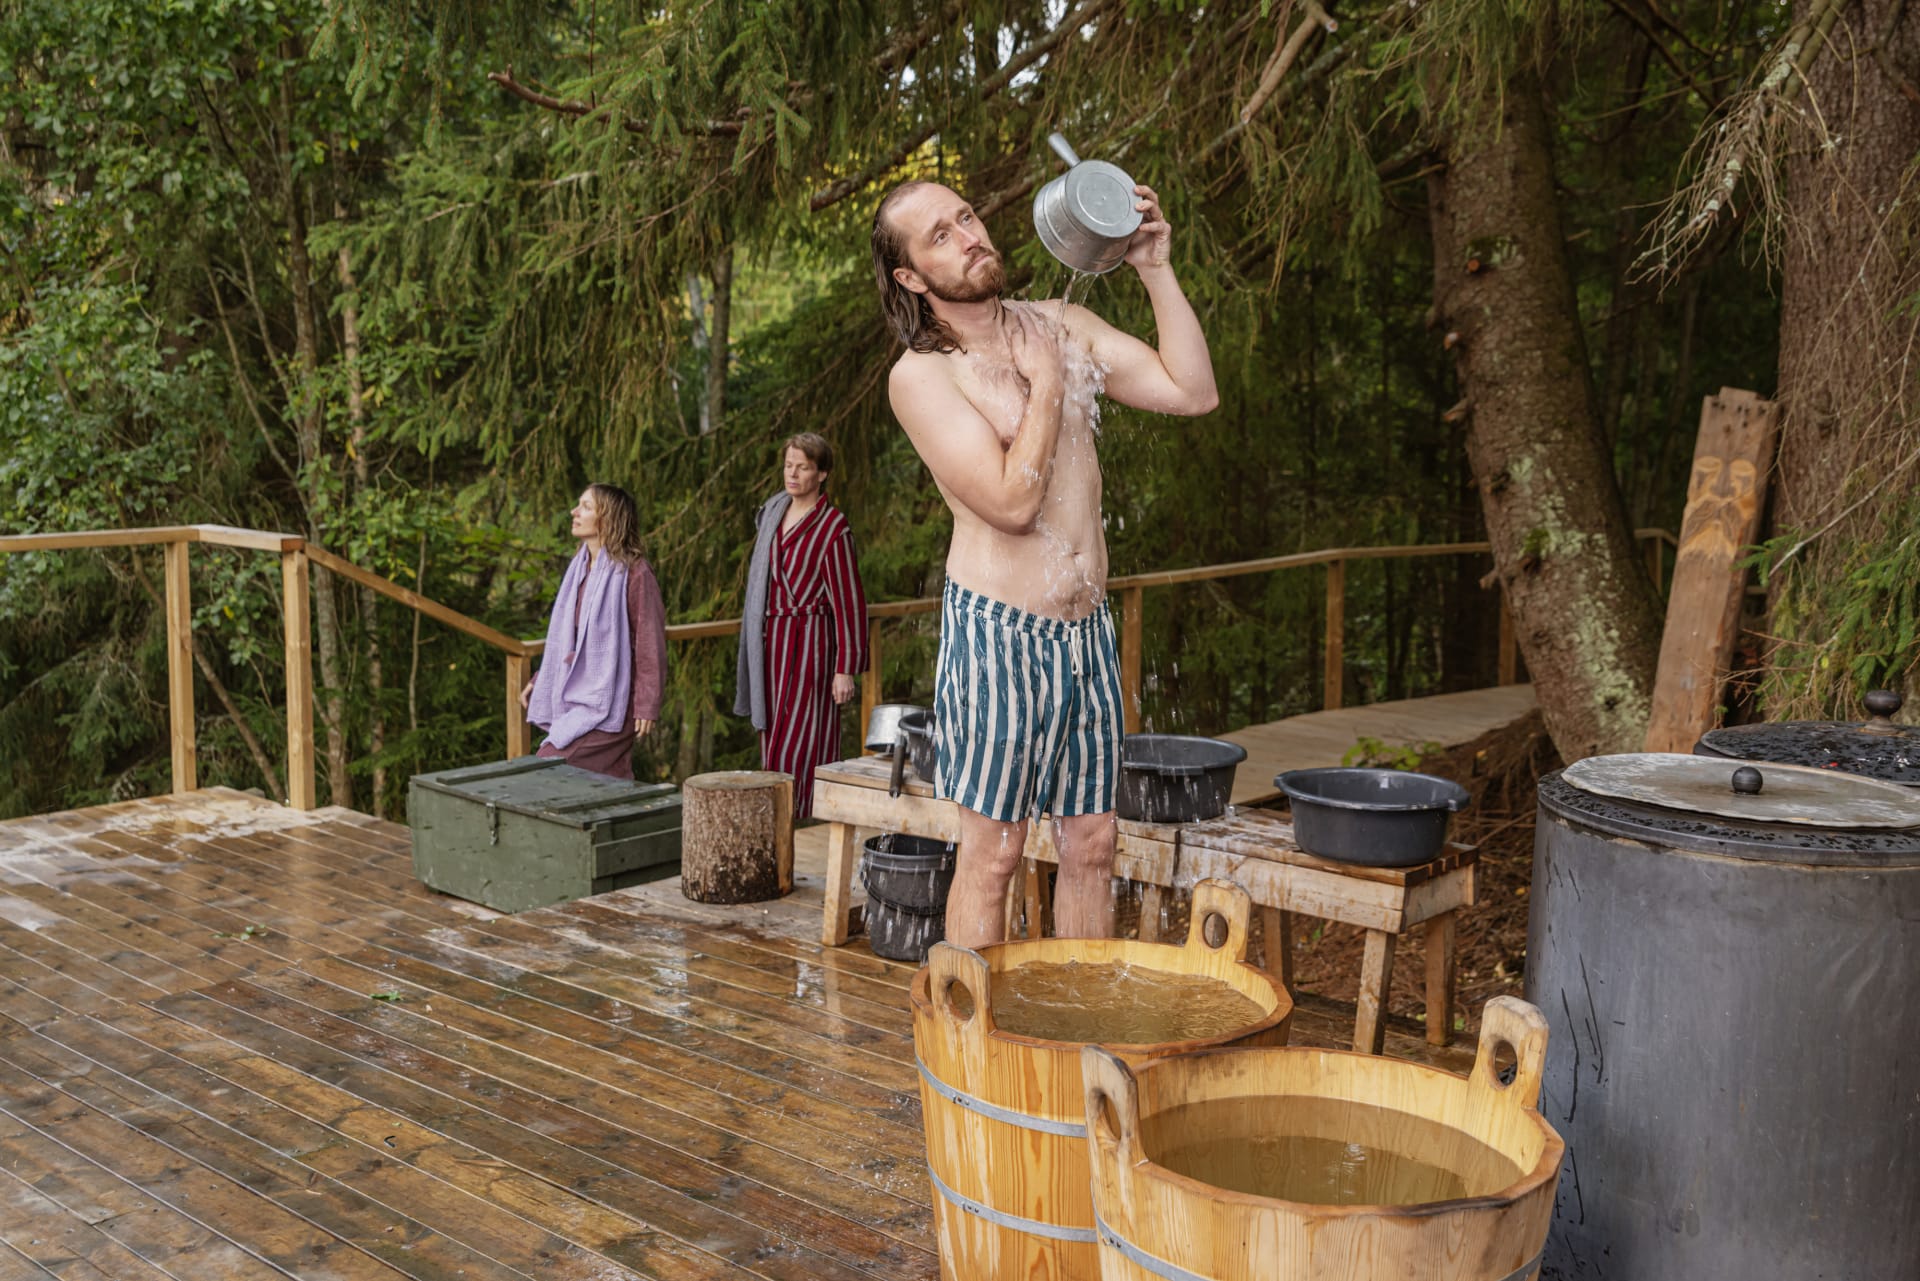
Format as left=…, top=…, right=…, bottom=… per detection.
left=1274, top=767, right=1470, bottom=867
left=864, top=703, right=929, bottom=799
left=1031, top=133, right=1142, bottom=275
left=1694, top=688, right=1917, bottom=786
left=1115, top=734, right=1246, bottom=823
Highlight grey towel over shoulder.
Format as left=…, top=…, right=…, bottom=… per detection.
left=733, top=491, right=792, bottom=731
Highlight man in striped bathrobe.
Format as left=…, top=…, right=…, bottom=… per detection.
left=871, top=178, right=1218, bottom=947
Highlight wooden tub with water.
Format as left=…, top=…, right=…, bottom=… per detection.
left=910, top=880, right=1292, bottom=1280
left=1081, top=997, right=1562, bottom=1281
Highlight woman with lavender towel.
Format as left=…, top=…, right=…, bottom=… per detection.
left=519, top=483, right=668, bottom=780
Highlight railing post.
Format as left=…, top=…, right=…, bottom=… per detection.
left=1121, top=586, right=1143, bottom=733
left=282, top=547, right=316, bottom=810
left=1644, top=533, right=1664, bottom=594
left=1498, top=590, right=1518, bottom=686
left=861, top=616, right=881, bottom=736
left=506, top=652, right=533, bottom=757
left=163, top=539, right=196, bottom=793
left=1323, top=559, right=1345, bottom=711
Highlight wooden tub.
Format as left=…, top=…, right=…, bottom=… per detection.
left=910, top=880, right=1293, bottom=1281
left=1081, top=997, right=1562, bottom=1281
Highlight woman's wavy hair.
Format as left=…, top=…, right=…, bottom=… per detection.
left=871, top=181, right=962, bottom=355
left=585, top=483, right=645, bottom=564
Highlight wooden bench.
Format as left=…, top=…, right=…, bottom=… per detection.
left=812, top=755, right=1474, bottom=1053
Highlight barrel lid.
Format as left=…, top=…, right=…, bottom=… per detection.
left=1563, top=753, right=1920, bottom=828
left=1696, top=690, right=1917, bottom=786
left=1537, top=770, right=1920, bottom=865
left=1063, top=161, right=1143, bottom=238
left=409, top=756, right=679, bottom=828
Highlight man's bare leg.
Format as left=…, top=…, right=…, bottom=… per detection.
left=1051, top=810, right=1117, bottom=939
left=946, top=807, right=1031, bottom=948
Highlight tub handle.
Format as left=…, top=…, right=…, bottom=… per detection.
left=1080, top=1045, right=1141, bottom=1163
left=927, top=940, right=997, bottom=1037
left=1183, top=879, right=1252, bottom=962
left=1471, top=995, right=1549, bottom=1107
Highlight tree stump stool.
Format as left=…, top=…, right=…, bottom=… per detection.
left=680, top=770, right=794, bottom=904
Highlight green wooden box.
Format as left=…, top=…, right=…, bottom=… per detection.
left=408, top=757, right=683, bottom=913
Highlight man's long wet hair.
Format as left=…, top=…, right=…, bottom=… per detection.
left=871, top=181, right=962, bottom=355
left=585, top=483, right=645, bottom=564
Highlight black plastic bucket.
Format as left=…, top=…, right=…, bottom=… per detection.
left=899, top=709, right=937, bottom=783
left=1116, top=734, right=1248, bottom=823
left=861, top=833, right=957, bottom=962
left=1275, top=767, right=1469, bottom=867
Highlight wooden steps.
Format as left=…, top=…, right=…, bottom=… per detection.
left=0, top=790, right=1470, bottom=1279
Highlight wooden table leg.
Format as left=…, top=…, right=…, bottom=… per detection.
left=1259, top=906, right=1294, bottom=990
left=1424, top=910, right=1458, bottom=1047
left=1137, top=885, right=1166, bottom=943
left=1023, top=860, right=1046, bottom=940
left=821, top=821, right=858, bottom=946
left=1354, top=929, right=1398, bottom=1055
left=1024, top=860, right=1053, bottom=938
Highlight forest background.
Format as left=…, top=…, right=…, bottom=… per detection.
left=2, top=0, right=1915, bottom=819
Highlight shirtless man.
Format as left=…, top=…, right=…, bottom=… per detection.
left=871, top=178, right=1217, bottom=948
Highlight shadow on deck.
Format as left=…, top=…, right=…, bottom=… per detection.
left=0, top=790, right=1471, bottom=1280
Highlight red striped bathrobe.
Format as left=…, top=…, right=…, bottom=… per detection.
left=761, top=500, right=868, bottom=816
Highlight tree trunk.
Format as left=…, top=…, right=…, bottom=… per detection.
left=1771, top=0, right=1920, bottom=704
left=704, top=244, right=732, bottom=437
left=281, top=45, right=352, bottom=808
left=335, top=186, right=386, bottom=818
left=680, top=770, right=793, bottom=903
left=1429, top=70, right=1664, bottom=760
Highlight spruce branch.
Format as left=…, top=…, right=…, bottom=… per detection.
left=807, top=0, right=1125, bottom=213
left=487, top=67, right=745, bottom=137
left=1638, top=0, right=1854, bottom=277
left=1239, top=1, right=1335, bottom=126
left=874, top=0, right=968, bottom=77
left=1198, top=33, right=1358, bottom=169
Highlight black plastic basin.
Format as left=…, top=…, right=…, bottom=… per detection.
left=860, top=833, right=955, bottom=962
left=1117, top=734, right=1249, bottom=824
left=1275, top=767, right=1470, bottom=867
left=860, top=833, right=956, bottom=911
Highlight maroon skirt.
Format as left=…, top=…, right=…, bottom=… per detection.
left=536, top=726, right=636, bottom=780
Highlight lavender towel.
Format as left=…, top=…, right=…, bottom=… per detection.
left=527, top=547, right=633, bottom=750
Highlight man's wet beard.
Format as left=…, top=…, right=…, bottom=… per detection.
left=927, top=252, right=1004, bottom=304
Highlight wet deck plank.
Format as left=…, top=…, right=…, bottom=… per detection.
left=1, top=788, right=1468, bottom=1279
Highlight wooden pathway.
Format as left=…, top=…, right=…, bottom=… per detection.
left=1222, top=683, right=1538, bottom=804
left=0, top=790, right=1467, bottom=1280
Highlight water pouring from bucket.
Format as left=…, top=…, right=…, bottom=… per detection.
left=1033, top=133, right=1143, bottom=276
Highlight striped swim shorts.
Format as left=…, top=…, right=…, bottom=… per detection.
left=933, top=580, right=1126, bottom=823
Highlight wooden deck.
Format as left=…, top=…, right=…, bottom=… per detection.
left=1223, top=683, right=1539, bottom=804
left=0, top=790, right=1470, bottom=1280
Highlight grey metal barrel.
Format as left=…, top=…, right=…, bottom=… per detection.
left=1526, top=761, right=1920, bottom=1280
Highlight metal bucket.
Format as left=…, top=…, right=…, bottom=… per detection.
left=1031, top=133, right=1142, bottom=275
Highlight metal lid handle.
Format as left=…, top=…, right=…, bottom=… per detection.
left=1863, top=689, right=1903, bottom=735
left=1047, top=132, right=1081, bottom=169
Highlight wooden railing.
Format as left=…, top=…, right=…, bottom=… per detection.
left=0, top=523, right=1676, bottom=810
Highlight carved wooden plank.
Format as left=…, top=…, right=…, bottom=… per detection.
left=1645, top=387, right=1781, bottom=752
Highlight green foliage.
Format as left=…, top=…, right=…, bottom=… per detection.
left=0, top=0, right=1819, bottom=818
left=1342, top=736, right=1444, bottom=770
left=1751, top=497, right=1920, bottom=716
